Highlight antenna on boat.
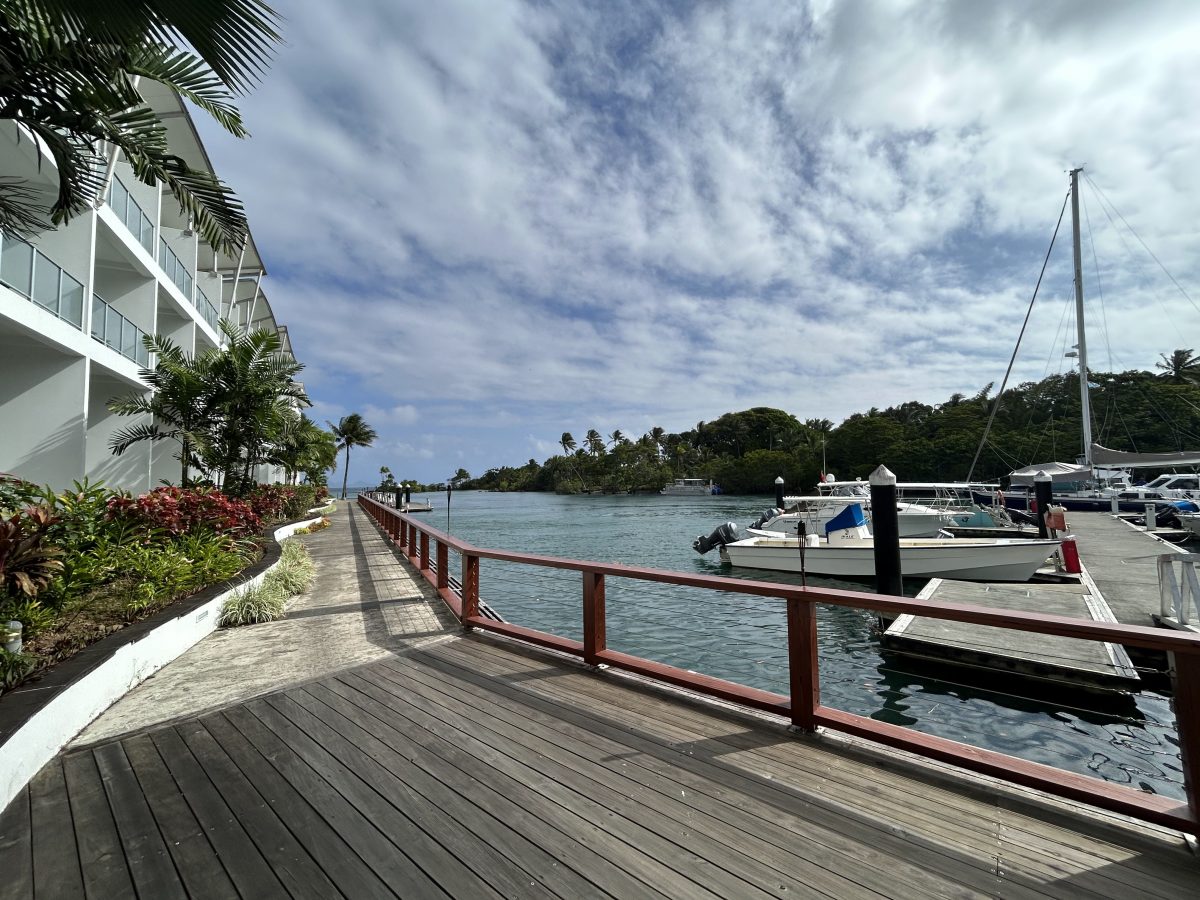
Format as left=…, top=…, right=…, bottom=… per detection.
left=1070, top=166, right=1094, bottom=468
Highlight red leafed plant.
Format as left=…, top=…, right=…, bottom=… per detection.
left=0, top=506, right=64, bottom=598
left=106, top=487, right=260, bottom=539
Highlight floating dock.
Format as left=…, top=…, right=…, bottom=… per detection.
left=884, top=578, right=1139, bottom=688
left=884, top=511, right=1196, bottom=687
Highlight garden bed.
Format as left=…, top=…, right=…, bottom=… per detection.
left=0, top=513, right=323, bottom=811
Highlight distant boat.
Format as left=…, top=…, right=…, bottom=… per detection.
left=661, top=478, right=719, bottom=496
left=747, top=495, right=955, bottom=539
left=697, top=504, right=1059, bottom=582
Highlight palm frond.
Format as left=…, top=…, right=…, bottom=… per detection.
left=122, top=45, right=248, bottom=136
left=109, top=421, right=162, bottom=455
left=11, top=0, right=282, bottom=93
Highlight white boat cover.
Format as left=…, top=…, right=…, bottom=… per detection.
left=1007, top=462, right=1091, bottom=485
left=1090, top=444, right=1200, bottom=468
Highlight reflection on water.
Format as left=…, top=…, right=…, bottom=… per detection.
left=413, top=489, right=1182, bottom=800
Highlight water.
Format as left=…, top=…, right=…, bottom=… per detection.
left=406, top=489, right=1183, bottom=800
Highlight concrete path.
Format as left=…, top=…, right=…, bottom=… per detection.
left=72, top=503, right=458, bottom=747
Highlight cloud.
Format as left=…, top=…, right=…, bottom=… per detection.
left=193, top=0, right=1200, bottom=482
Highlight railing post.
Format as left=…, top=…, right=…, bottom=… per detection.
left=787, top=597, right=820, bottom=732
left=583, top=571, right=606, bottom=666
left=420, top=531, right=430, bottom=572
left=437, top=540, right=449, bottom=590
left=1170, top=651, right=1200, bottom=835
left=461, top=553, right=479, bottom=625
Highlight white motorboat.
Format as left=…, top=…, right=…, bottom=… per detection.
left=701, top=504, right=1060, bottom=581
left=1180, top=513, right=1200, bottom=539
left=661, top=478, right=718, bottom=496
left=751, top=495, right=955, bottom=538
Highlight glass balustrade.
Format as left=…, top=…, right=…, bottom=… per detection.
left=105, top=176, right=155, bottom=253
left=0, top=232, right=85, bottom=329
left=91, top=293, right=150, bottom=367
left=157, top=237, right=194, bottom=300
left=196, top=285, right=220, bottom=333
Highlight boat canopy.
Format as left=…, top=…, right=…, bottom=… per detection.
left=1090, top=444, right=1200, bottom=469
left=1007, top=462, right=1091, bottom=486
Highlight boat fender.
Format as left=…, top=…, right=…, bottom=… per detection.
left=693, top=522, right=739, bottom=555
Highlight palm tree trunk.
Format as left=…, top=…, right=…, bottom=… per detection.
left=341, top=444, right=350, bottom=499
left=180, top=439, right=189, bottom=488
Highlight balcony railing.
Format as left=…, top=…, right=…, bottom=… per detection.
left=0, top=232, right=84, bottom=329
left=157, top=236, right=194, bottom=301
left=105, top=176, right=155, bottom=254
left=91, top=293, right=149, bottom=367
left=196, top=284, right=220, bottom=333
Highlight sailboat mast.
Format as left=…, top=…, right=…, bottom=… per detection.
left=1069, top=167, right=1093, bottom=466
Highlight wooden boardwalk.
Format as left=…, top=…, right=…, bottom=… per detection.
left=884, top=579, right=1139, bottom=687
left=3, top=630, right=1199, bottom=899
left=1069, top=511, right=1184, bottom=626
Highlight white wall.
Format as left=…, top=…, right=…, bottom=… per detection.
left=0, top=340, right=86, bottom=485
left=86, top=368, right=151, bottom=491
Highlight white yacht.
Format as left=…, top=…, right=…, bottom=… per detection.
left=661, top=478, right=718, bottom=496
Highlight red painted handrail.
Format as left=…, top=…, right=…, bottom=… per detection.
left=357, top=493, right=1200, bottom=835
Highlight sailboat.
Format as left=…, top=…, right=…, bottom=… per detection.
left=974, top=168, right=1200, bottom=514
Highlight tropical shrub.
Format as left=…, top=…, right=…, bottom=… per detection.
left=0, top=507, right=63, bottom=599
left=271, top=539, right=316, bottom=594
left=105, top=486, right=260, bottom=538
left=0, top=598, right=56, bottom=637
left=0, top=649, right=35, bottom=694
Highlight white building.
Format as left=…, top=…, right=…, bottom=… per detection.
left=0, top=84, right=298, bottom=492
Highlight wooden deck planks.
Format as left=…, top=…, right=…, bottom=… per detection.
left=372, top=648, right=982, bottom=900
left=0, top=787, right=32, bottom=900
left=7, top=628, right=1200, bottom=899
left=443, top=634, right=1199, bottom=899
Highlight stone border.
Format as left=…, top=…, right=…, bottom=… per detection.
left=0, top=515, right=323, bottom=811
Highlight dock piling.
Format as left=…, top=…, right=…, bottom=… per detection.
left=1034, top=472, right=1053, bottom=539
left=869, top=465, right=903, bottom=596
left=774, top=475, right=785, bottom=509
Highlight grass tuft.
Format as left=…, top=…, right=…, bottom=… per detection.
left=219, top=540, right=316, bottom=627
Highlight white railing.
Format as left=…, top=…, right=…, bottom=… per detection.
left=1159, top=552, right=1200, bottom=626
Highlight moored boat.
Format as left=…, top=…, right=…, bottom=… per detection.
left=661, top=478, right=719, bottom=495
left=696, top=504, right=1060, bottom=581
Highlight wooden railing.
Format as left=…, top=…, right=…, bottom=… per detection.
left=358, top=493, right=1200, bottom=835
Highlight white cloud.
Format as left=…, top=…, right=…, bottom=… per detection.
left=193, top=0, right=1200, bottom=481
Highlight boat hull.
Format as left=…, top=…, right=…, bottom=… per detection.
left=722, top=537, right=1060, bottom=581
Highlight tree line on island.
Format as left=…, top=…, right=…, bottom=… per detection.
left=439, top=350, right=1200, bottom=496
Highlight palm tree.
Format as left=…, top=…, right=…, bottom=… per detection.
left=0, top=1, right=281, bottom=250
left=1155, top=349, right=1200, bottom=385
left=272, top=414, right=336, bottom=485
left=330, top=413, right=377, bottom=499
left=108, top=332, right=216, bottom=485
left=585, top=429, right=605, bottom=456
left=559, top=432, right=576, bottom=455
left=608, top=429, right=626, bottom=447
left=205, top=320, right=307, bottom=492
left=649, top=425, right=666, bottom=459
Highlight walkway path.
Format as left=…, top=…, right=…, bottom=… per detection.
left=72, top=504, right=458, bottom=747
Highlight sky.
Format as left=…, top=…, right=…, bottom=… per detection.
left=194, top=0, right=1200, bottom=485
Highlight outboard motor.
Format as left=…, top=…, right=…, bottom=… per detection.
left=694, top=522, right=739, bottom=554
left=749, top=507, right=783, bottom=530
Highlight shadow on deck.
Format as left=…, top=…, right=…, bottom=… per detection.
left=3, top=627, right=1198, bottom=899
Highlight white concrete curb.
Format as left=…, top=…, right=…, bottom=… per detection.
left=0, top=516, right=323, bottom=811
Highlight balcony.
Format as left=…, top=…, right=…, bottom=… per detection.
left=91, top=293, right=149, bottom=367
left=196, top=284, right=220, bottom=333
left=0, top=232, right=84, bottom=329
left=105, top=176, right=155, bottom=254
left=157, top=236, right=194, bottom=301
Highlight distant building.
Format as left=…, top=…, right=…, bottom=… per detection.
left=0, top=86, right=298, bottom=490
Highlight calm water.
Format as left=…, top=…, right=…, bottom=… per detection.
left=393, top=489, right=1181, bottom=799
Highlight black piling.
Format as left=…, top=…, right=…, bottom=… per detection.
left=394, top=484, right=403, bottom=509
left=775, top=476, right=785, bottom=509
left=869, top=465, right=903, bottom=596
left=1034, top=472, right=1053, bottom=539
